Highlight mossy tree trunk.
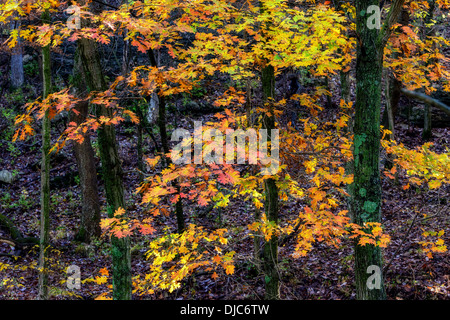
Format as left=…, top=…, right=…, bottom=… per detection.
left=37, top=9, right=51, bottom=301
left=352, top=0, right=405, bottom=300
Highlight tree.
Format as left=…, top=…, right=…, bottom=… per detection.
left=4, top=0, right=449, bottom=301
left=73, top=0, right=131, bottom=298
left=79, top=36, right=132, bottom=300
left=9, top=13, right=24, bottom=88
left=258, top=0, right=280, bottom=300
left=351, top=0, right=406, bottom=300
left=70, top=62, right=101, bottom=243
left=37, top=6, right=51, bottom=301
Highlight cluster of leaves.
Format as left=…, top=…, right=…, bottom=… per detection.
left=3, top=0, right=450, bottom=296
left=94, top=225, right=235, bottom=297
left=384, top=2, right=450, bottom=93
left=134, top=225, right=235, bottom=295
left=382, top=138, right=450, bottom=190
left=13, top=81, right=140, bottom=151
left=386, top=26, right=450, bottom=93
left=100, top=207, right=155, bottom=239
left=347, top=222, right=391, bottom=248
left=419, top=229, right=447, bottom=259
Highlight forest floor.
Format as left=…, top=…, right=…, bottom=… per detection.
left=0, top=71, right=449, bottom=300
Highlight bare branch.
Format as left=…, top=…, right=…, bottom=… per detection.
left=401, top=88, right=450, bottom=116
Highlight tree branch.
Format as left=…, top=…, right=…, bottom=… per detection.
left=400, top=88, right=450, bottom=116
left=379, top=0, right=406, bottom=46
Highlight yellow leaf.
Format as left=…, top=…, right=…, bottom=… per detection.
left=428, top=180, right=442, bottom=189
left=95, top=276, right=108, bottom=285
left=114, top=207, right=126, bottom=217
left=225, top=265, right=235, bottom=275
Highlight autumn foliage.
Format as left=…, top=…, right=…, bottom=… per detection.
left=1, top=0, right=449, bottom=299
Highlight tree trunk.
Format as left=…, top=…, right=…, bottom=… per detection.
left=352, top=0, right=406, bottom=299
left=137, top=122, right=144, bottom=183
left=258, top=0, right=280, bottom=300
left=71, top=101, right=102, bottom=242
left=261, top=64, right=280, bottom=300
left=10, top=18, right=24, bottom=89
left=340, top=70, right=351, bottom=104
left=78, top=35, right=131, bottom=300
left=422, top=0, right=436, bottom=141
left=70, top=49, right=101, bottom=244
left=37, top=9, right=51, bottom=301
left=148, top=49, right=185, bottom=234
left=381, top=8, right=409, bottom=128
left=158, top=93, right=185, bottom=233
left=352, top=0, right=389, bottom=300
left=423, top=103, right=432, bottom=140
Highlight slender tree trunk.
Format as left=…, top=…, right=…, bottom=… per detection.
left=422, top=0, right=436, bottom=141
left=382, top=8, right=409, bottom=128
left=258, top=0, right=280, bottom=300
left=340, top=70, right=351, bottom=104
left=423, top=103, right=432, bottom=140
left=384, top=69, right=396, bottom=142
left=324, top=76, right=333, bottom=108
left=37, top=9, right=51, bottom=301
left=137, top=122, right=144, bottom=183
left=157, top=93, right=185, bottom=233
left=261, top=64, right=280, bottom=300
left=148, top=49, right=185, bottom=233
left=78, top=35, right=131, bottom=300
left=383, top=68, right=397, bottom=173
left=10, top=18, right=24, bottom=89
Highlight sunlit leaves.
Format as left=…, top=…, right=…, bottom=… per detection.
left=419, top=229, right=447, bottom=259
left=132, top=224, right=235, bottom=294
left=347, top=222, right=391, bottom=248
left=382, top=139, right=450, bottom=190
left=100, top=207, right=155, bottom=239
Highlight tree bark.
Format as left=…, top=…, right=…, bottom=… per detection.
left=70, top=49, right=101, bottom=244
left=10, top=18, right=24, bottom=89
left=352, top=0, right=395, bottom=300
left=261, top=64, right=280, bottom=301
left=352, top=0, right=406, bottom=300
left=72, top=101, right=102, bottom=242
left=37, top=9, right=51, bottom=301
left=422, top=0, right=436, bottom=141
left=381, top=8, right=409, bottom=129
left=78, top=35, right=131, bottom=300
left=258, top=0, right=280, bottom=300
